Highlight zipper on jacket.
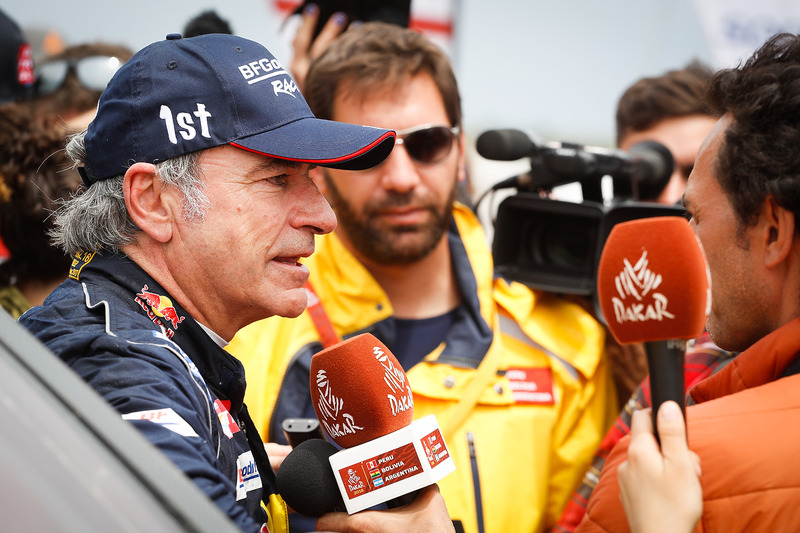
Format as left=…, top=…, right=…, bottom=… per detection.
left=467, top=431, right=486, bottom=533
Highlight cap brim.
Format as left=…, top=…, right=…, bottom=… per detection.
left=230, top=117, right=395, bottom=171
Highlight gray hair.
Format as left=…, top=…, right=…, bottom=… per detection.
left=50, top=131, right=209, bottom=255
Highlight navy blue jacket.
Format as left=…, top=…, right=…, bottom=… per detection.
left=20, top=252, right=277, bottom=532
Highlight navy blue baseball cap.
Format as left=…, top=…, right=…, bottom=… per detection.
left=81, top=33, right=396, bottom=183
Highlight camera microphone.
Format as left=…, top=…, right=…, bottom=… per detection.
left=476, top=128, right=536, bottom=161
left=476, top=128, right=674, bottom=200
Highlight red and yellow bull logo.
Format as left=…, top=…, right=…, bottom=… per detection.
left=136, top=284, right=185, bottom=337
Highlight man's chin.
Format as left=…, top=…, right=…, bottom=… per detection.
left=272, top=289, right=309, bottom=319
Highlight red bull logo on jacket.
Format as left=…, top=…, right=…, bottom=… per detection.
left=135, top=284, right=185, bottom=338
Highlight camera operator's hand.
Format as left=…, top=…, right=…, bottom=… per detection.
left=618, top=401, right=702, bottom=533
left=290, top=3, right=348, bottom=92
left=315, top=484, right=455, bottom=533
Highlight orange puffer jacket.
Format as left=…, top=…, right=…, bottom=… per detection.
left=576, top=318, right=800, bottom=533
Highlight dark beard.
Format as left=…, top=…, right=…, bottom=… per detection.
left=321, top=171, right=457, bottom=265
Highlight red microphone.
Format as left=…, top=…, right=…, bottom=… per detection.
left=597, top=216, right=709, bottom=441
left=308, top=333, right=455, bottom=514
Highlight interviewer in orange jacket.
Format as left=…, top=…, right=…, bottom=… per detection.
left=577, top=31, right=800, bottom=533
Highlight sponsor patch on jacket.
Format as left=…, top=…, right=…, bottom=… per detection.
left=214, top=399, right=241, bottom=439
left=135, top=284, right=185, bottom=338
left=69, top=250, right=96, bottom=280
left=122, top=408, right=199, bottom=437
left=505, top=367, right=555, bottom=405
left=236, top=451, right=262, bottom=501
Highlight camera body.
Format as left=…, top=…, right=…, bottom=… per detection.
left=492, top=194, right=685, bottom=292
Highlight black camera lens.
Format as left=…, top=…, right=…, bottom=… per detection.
left=492, top=194, right=605, bottom=295
left=531, top=220, right=596, bottom=273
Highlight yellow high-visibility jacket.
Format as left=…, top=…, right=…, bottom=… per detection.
left=229, top=203, right=617, bottom=533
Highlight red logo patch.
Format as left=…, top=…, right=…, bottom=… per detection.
left=505, top=367, right=555, bottom=405
left=135, top=284, right=185, bottom=337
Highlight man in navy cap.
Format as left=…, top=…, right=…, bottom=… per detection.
left=19, top=33, right=452, bottom=532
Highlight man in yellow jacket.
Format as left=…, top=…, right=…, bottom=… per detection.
left=229, top=21, right=616, bottom=533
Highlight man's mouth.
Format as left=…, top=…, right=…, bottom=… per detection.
left=273, top=254, right=305, bottom=266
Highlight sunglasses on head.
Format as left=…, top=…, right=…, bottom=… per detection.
left=35, top=55, right=124, bottom=96
left=393, top=123, right=460, bottom=165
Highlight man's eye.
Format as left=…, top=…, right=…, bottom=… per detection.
left=266, top=175, right=289, bottom=187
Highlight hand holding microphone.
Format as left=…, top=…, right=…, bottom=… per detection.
left=596, top=216, right=710, bottom=443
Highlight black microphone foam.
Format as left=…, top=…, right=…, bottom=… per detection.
left=476, top=128, right=536, bottom=161
left=276, top=439, right=344, bottom=517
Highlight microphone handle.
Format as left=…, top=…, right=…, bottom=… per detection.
left=644, top=339, right=687, bottom=446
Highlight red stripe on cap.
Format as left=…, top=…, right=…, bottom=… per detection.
left=229, top=131, right=396, bottom=166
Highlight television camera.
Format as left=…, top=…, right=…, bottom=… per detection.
left=476, top=128, right=687, bottom=318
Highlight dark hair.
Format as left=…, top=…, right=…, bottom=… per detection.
left=616, top=60, right=717, bottom=145
left=706, top=32, right=800, bottom=229
left=183, top=10, right=233, bottom=38
left=303, top=22, right=461, bottom=129
left=0, top=102, right=81, bottom=287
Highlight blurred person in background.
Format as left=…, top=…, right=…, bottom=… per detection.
left=608, top=61, right=725, bottom=400
left=31, top=41, right=133, bottom=129
left=0, top=7, right=34, bottom=105
left=183, top=9, right=234, bottom=38
left=616, top=61, right=720, bottom=206
left=0, top=6, right=35, bottom=264
left=229, top=21, right=616, bottom=533
left=0, top=9, right=129, bottom=317
left=0, top=103, right=81, bottom=318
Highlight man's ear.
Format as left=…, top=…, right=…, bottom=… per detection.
left=124, top=162, right=175, bottom=243
left=762, top=195, right=796, bottom=269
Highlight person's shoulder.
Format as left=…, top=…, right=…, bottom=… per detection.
left=494, top=280, right=602, bottom=336
left=576, top=434, right=631, bottom=533
left=492, top=282, right=609, bottom=381
left=21, top=276, right=174, bottom=359
left=687, top=372, right=800, bottom=448
left=20, top=278, right=99, bottom=343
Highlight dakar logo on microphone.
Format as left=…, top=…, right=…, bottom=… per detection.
left=346, top=468, right=365, bottom=493
left=314, top=369, right=365, bottom=439
left=612, top=250, right=675, bottom=324
left=373, top=345, right=414, bottom=417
